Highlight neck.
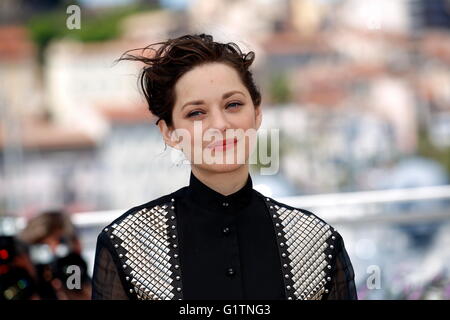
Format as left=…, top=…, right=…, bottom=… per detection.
left=191, top=165, right=250, bottom=196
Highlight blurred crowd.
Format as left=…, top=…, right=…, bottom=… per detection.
left=0, top=211, right=91, bottom=300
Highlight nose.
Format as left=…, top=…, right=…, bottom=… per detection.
left=209, top=108, right=232, bottom=133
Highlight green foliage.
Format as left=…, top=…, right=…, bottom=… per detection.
left=268, top=72, right=292, bottom=104
left=63, top=6, right=145, bottom=42
left=26, top=4, right=159, bottom=63
left=417, top=129, right=450, bottom=176
left=27, top=11, right=66, bottom=55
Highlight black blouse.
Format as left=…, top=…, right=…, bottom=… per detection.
left=92, top=171, right=358, bottom=300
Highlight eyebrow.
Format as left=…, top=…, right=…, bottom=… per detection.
left=180, top=90, right=245, bottom=111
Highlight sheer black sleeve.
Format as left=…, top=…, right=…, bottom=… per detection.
left=326, top=231, right=358, bottom=300
left=91, top=232, right=130, bottom=300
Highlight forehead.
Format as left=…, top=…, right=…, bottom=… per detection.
left=174, top=62, right=245, bottom=102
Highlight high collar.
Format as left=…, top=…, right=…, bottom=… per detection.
left=186, top=170, right=253, bottom=213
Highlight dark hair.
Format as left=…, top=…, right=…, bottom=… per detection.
left=117, top=33, right=262, bottom=127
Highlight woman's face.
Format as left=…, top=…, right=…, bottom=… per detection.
left=159, top=62, right=262, bottom=174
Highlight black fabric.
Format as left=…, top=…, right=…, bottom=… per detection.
left=327, top=232, right=358, bottom=300
left=177, top=171, right=286, bottom=299
left=91, top=171, right=358, bottom=300
left=91, top=232, right=130, bottom=300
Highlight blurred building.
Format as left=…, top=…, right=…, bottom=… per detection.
left=336, top=0, right=413, bottom=34
left=0, top=26, right=42, bottom=118
left=1, top=0, right=449, bottom=211
left=412, top=0, right=450, bottom=30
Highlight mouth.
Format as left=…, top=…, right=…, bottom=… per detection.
left=207, top=137, right=238, bottom=150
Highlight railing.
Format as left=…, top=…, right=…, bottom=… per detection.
left=2, top=184, right=449, bottom=299
left=69, top=184, right=450, bottom=228
left=1, top=185, right=449, bottom=235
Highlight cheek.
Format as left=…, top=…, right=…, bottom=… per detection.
left=171, top=117, right=194, bottom=145
left=237, top=109, right=258, bottom=129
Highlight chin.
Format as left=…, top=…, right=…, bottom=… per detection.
left=195, top=162, right=246, bottom=174
left=187, top=146, right=250, bottom=174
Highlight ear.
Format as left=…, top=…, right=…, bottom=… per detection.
left=255, top=105, right=262, bottom=131
left=158, top=119, right=180, bottom=150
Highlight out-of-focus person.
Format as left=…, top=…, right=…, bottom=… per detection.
left=19, top=210, right=92, bottom=300
left=0, top=235, right=41, bottom=300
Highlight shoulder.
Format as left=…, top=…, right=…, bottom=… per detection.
left=254, top=191, right=348, bottom=300
left=251, top=190, right=343, bottom=249
left=98, top=187, right=188, bottom=240
left=254, top=190, right=334, bottom=228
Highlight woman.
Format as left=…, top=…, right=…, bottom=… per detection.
left=91, top=33, right=357, bottom=300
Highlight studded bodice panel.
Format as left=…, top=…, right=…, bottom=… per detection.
left=101, top=195, right=339, bottom=300
left=103, top=199, right=182, bottom=300
left=261, top=196, right=337, bottom=300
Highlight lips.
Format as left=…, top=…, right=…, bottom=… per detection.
left=207, top=137, right=238, bottom=150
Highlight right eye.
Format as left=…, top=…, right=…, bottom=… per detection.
left=187, top=111, right=204, bottom=118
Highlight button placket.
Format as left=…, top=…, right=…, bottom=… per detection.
left=222, top=226, right=231, bottom=235
left=221, top=212, right=242, bottom=295
left=226, top=267, right=236, bottom=277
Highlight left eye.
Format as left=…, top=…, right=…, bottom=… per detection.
left=227, top=102, right=242, bottom=109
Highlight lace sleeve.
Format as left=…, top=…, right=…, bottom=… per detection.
left=326, top=231, right=358, bottom=300
left=91, top=232, right=130, bottom=300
